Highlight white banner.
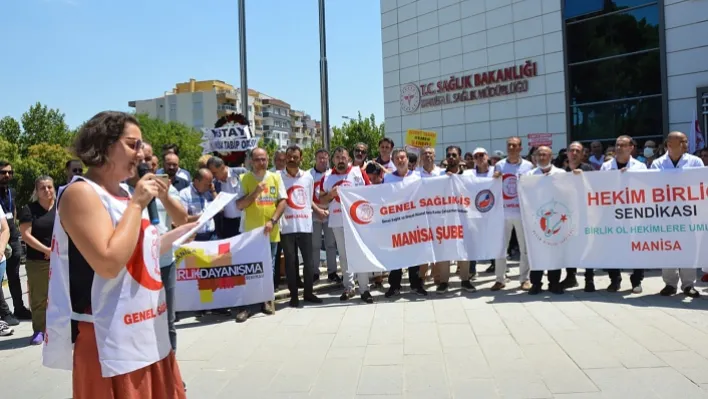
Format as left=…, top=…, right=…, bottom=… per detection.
left=200, top=124, right=258, bottom=154
left=519, top=168, right=708, bottom=270
left=174, top=227, right=274, bottom=311
left=339, top=175, right=505, bottom=272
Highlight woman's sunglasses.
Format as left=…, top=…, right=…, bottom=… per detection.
left=124, top=139, right=143, bottom=151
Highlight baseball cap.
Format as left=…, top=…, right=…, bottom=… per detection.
left=472, top=147, right=487, bottom=156
left=493, top=150, right=506, bottom=157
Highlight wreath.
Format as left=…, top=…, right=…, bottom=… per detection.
left=213, top=113, right=250, bottom=166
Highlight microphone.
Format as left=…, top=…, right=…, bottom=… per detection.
left=137, top=163, right=160, bottom=225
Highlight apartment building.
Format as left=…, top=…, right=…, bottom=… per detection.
left=260, top=98, right=292, bottom=149
left=130, top=78, right=322, bottom=148
left=290, top=110, right=316, bottom=148
left=129, top=79, right=257, bottom=131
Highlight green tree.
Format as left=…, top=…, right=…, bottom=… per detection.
left=135, top=114, right=204, bottom=176
left=330, top=112, right=385, bottom=159
left=0, top=136, right=19, bottom=160
left=300, top=145, right=315, bottom=170
left=0, top=116, right=21, bottom=144
left=0, top=138, right=73, bottom=208
left=19, top=102, right=74, bottom=154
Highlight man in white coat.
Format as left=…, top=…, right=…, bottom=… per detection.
left=600, top=135, right=647, bottom=293
left=650, top=131, right=703, bottom=298
left=526, top=146, right=566, bottom=295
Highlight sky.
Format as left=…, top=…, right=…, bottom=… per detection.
left=0, top=0, right=384, bottom=129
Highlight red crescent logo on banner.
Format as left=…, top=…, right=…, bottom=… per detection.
left=126, top=219, right=163, bottom=291
left=350, top=200, right=374, bottom=225
left=287, top=185, right=307, bottom=210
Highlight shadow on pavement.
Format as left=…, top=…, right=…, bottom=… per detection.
left=0, top=335, right=31, bottom=351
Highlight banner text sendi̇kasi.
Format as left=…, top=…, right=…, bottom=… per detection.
left=519, top=168, right=708, bottom=270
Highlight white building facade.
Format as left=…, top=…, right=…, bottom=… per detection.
left=665, top=0, right=708, bottom=135
left=132, top=91, right=219, bottom=130
left=131, top=89, right=258, bottom=131
left=381, top=0, right=708, bottom=155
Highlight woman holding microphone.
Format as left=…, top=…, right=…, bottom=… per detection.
left=43, top=111, right=195, bottom=398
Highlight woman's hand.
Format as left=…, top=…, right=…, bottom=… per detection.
left=170, top=221, right=199, bottom=239
left=130, top=174, right=161, bottom=209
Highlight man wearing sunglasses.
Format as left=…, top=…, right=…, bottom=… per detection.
left=65, top=159, right=83, bottom=183
left=0, top=161, right=30, bottom=324
left=352, top=142, right=369, bottom=169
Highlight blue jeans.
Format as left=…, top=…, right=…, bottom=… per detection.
left=0, top=259, right=9, bottom=317
left=160, top=262, right=177, bottom=351
left=270, top=242, right=278, bottom=287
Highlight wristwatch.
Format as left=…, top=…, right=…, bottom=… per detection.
left=269, top=218, right=277, bottom=225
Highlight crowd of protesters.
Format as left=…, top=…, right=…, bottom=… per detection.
left=0, top=109, right=706, bottom=399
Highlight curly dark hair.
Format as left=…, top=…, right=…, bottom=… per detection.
left=73, top=111, right=140, bottom=167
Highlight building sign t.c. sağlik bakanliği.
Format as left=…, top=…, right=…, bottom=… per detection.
left=400, top=59, right=539, bottom=113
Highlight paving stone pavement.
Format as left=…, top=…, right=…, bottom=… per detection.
left=3, top=264, right=708, bottom=398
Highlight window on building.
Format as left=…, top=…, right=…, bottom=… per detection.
left=564, top=0, right=602, bottom=19
left=700, top=87, right=708, bottom=138
left=571, top=96, right=662, bottom=141
left=569, top=51, right=661, bottom=105
left=565, top=0, right=655, bottom=21
left=566, top=0, right=663, bottom=143
left=566, top=4, right=659, bottom=63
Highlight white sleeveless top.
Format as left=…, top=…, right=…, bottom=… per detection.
left=43, top=177, right=171, bottom=377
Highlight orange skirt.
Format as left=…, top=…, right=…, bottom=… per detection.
left=73, top=321, right=186, bottom=399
